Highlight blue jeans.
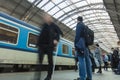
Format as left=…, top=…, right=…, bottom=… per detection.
left=77, top=48, right=92, bottom=80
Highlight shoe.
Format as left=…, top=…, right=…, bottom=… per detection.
left=44, top=76, right=51, bottom=80
left=86, top=77, right=91, bottom=80
left=97, top=71, right=102, bottom=73
left=100, top=71, right=102, bottom=73
left=74, top=77, right=80, bottom=80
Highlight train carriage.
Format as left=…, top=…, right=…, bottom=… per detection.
left=0, top=12, right=75, bottom=72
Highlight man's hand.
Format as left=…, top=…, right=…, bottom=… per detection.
left=54, top=40, right=58, bottom=46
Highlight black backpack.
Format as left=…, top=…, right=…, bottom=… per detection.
left=84, top=26, right=94, bottom=46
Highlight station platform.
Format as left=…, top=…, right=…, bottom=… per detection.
left=0, top=69, right=120, bottom=80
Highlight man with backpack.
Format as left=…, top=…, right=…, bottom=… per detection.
left=74, top=16, right=94, bottom=80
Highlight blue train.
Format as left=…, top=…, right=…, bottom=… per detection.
left=0, top=12, right=75, bottom=72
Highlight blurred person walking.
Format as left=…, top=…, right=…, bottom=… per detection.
left=103, top=53, right=109, bottom=71
left=95, top=44, right=102, bottom=73
left=110, top=48, right=114, bottom=71
left=34, top=14, right=63, bottom=80
left=89, top=51, right=96, bottom=73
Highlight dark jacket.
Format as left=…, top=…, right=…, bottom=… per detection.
left=74, top=22, right=86, bottom=51
left=38, top=22, right=63, bottom=50
left=112, top=50, right=119, bottom=62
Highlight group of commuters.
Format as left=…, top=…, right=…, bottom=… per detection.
left=34, top=13, right=119, bottom=80
left=93, top=44, right=109, bottom=73
left=90, top=44, right=120, bottom=74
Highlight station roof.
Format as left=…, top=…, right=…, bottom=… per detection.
left=103, top=0, right=120, bottom=44
left=27, top=0, right=119, bottom=52
left=0, top=0, right=119, bottom=52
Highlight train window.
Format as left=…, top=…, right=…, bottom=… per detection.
left=72, top=48, right=75, bottom=56
left=28, top=33, right=38, bottom=48
left=62, top=44, right=68, bottom=54
left=0, top=23, right=18, bottom=44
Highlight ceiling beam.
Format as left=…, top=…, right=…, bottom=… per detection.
left=65, top=14, right=108, bottom=24
left=57, top=3, right=103, bottom=19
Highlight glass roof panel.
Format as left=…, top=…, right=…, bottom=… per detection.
left=71, top=24, right=76, bottom=28
left=67, top=21, right=75, bottom=26
left=28, top=0, right=34, bottom=3
left=71, top=15, right=78, bottom=19
left=42, top=2, right=55, bottom=11
left=52, top=0, right=63, bottom=4
left=75, top=1, right=87, bottom=7
left=37, top=0, right=49, bottom=8
left=64, top=18, right=72, bottom=24
left=71, top=0, right=83, bottom=3
left=63, top=7, right=72, bottom=13
left=48, top=6, right=60, bottom=15
left=58, top=1, right=67, bottom=8
left=87, top=0, right=103, bottom=3
left=53, top=11, right=65, bottom=18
